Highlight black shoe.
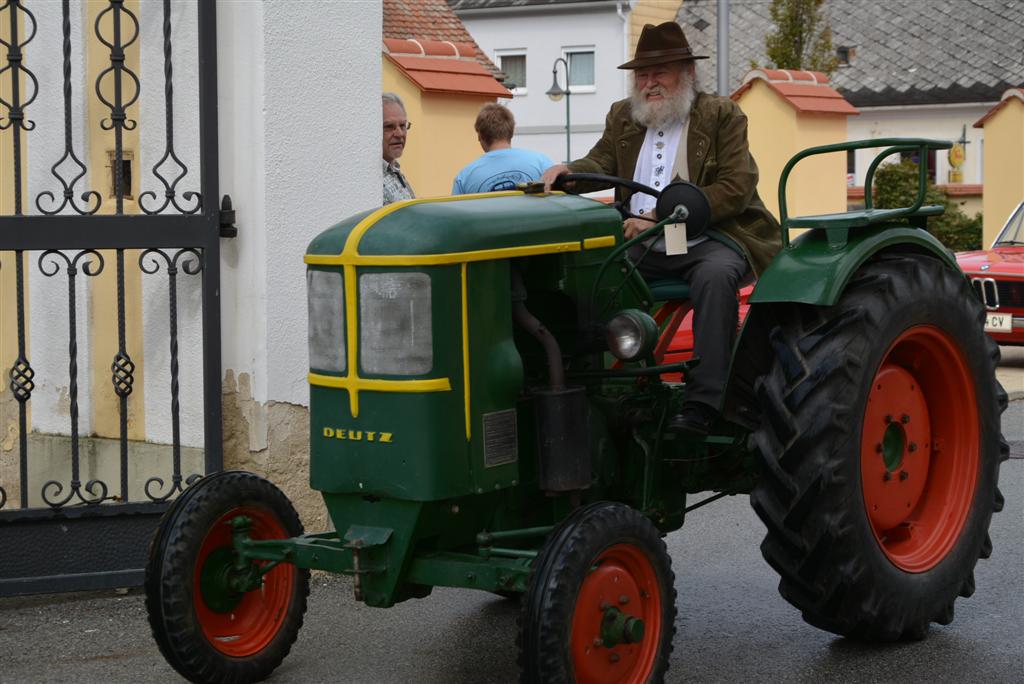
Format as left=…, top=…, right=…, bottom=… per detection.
left=668, top=402, right=718, bottom=436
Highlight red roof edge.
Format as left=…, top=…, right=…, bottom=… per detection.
left=386, top=38, right=480, bottom=60
left=382, top=0, right=503, bottom=79
left=974, top=87, right=1024, bottom=128
left=734, top=69, right=858, bottom=116
left=385, top=53, right=512, bottom=99
left=418, top=39, right=457, bottom=57
left=384, top=38, right=423, bottom=55
left=848, top=184, right=982, bottom=200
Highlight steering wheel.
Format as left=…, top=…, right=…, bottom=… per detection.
left=553, top=172, right=711, bottom=238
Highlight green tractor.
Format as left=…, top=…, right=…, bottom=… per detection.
left=146, top=139, right=1007, bottom=683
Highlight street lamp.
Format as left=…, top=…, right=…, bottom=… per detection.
left=546, top=57, right=571, bottom=163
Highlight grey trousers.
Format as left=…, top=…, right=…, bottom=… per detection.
left=628, top=239, right=750, bottom=409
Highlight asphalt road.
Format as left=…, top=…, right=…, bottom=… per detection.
left=1, top=408, right=1022, bottom=683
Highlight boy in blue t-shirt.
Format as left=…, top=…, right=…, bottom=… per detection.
left=452, top=103, right=554, bottom=194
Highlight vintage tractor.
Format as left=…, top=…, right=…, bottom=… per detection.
left=145, top=138, right=1007, bottom=683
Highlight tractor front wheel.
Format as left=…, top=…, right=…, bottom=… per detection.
left=752, top=255, right=1007, bottom=640
left=518, top=502, right=676, bottom=683
left=145, top=471, right=309, bottom=683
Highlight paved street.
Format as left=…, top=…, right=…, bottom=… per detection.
left=2, top=367, right=1022, bottom=683
left=998, top=345, right=1024, bottom=402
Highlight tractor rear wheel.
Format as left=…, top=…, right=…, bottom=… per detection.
left=751, top=255, right=1007, bottom=640
left=518, top=502, right=676, bottom=683
left=145, top=471, right=309, bottom=683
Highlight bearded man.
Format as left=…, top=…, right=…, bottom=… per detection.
left=541, top=21, right=781, bottom=435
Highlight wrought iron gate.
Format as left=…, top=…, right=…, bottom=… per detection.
left=0, top=0, right=222, bottom=595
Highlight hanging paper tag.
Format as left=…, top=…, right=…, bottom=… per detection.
left=664, top=222, right=688, bottom=255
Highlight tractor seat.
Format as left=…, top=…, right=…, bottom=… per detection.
left=647, top=278, right=691, bottom=302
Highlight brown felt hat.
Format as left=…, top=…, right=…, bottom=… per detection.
left=618, top=22, right=708, bottom=69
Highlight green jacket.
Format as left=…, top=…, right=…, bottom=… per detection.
left=567, top=92, right=781, bottom=276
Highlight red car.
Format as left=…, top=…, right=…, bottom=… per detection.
left=956, top=201, right=1024, bottom=345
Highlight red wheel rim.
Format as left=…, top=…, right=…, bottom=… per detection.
left=193, top=506, right=294, bottom=656
left=570, top=543, right=663, bottom=684
left=860, top=325, right=979, bottom=572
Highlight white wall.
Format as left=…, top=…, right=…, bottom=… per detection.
left=24, top=1, right=381, bottom=452
left=458, top=3, right=630, bottom=164
left=218, top=1, right=382, bottom=435
left=847, top=103, right=990, bottom=187
left=26, top=0, right=94, bottom=438
left=140, top=0, right=203, bottom=447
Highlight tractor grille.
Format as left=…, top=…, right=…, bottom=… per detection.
left=483, top=409, right=518, bottom=467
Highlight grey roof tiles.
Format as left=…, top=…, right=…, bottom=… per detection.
left=675, top=0, right=1023, bottom=106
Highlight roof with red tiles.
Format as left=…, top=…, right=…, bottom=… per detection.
left=733, top=69, right=859, bottom=117
left=385, top=46, right=512, bottom=98
left=383, top=0, right=501, bottom=77
left=974, top=88, right=1024, bottom=128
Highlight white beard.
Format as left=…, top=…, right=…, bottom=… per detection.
left=630, top=71, right=698, bottom=129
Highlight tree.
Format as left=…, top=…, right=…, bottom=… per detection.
left=764, top=0, right=838, bottom=75
left=873, top=160, right=982, bottom=252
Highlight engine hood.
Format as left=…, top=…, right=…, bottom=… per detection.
left=956, top=247, right=1024, bottom=274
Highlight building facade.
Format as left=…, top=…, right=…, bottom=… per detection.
left=1, top=0, right=381, bottom=593
left=451, top=0, right=681, bottom=166
left=678, top=0, right=1023, bottom=217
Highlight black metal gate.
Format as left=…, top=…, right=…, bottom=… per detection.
left=0, top=0, right=222, bottom=595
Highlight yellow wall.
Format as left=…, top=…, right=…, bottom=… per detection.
left=947, top=192, right=982, bottom=219
left=630, top=1, right=684, bottom=55
left=737, top=80, right=849, bottom=223
left=0, top=7, right=27, bottom=486
left=382, top=60, right=502, bottom=198
left=0, top=6, right=25, bottom=390
left=980, top=97, right=1024, bottom=246
left=87, top=0, right=145, bottom=439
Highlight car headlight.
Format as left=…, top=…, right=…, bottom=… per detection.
left=359, top=272, right=433, bottom=375
left=605, top=309, right=658, bottom=361
left=307, top=269, right=346, bottom=372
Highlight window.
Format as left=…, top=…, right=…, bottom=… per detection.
left=497, top=51, right=527, bottom=94
left=564, top=48, right=595, bottom=92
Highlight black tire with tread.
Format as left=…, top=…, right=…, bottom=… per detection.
left=518, top=501, right=677, bottom=683
left=751, top=254, right=1008, bottom=641
left=145, top=470, right=310, bottom=683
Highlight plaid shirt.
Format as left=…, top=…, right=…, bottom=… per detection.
left=382, top=159, right=415, bottom=205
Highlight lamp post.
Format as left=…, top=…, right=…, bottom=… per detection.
left=546, top=57, right=571, bottom=163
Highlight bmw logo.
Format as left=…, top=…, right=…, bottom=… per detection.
left=981, top=264, right=990, bottom=271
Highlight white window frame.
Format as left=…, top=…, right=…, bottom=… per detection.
left=562, top=46, right=596, bottom=94
left=495, top=48, right=528, bottom=96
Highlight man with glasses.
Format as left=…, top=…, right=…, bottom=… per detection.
left=382, top=92, right=415, bottom=204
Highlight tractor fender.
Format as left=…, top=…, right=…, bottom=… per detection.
left=723, top=226, right=959, bottom=429
left=748, top=226, right=958, bottom=306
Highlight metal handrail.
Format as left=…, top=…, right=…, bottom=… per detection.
left=777, top=137, right=952, bottom=247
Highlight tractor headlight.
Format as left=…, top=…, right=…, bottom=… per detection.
left=605, top=309, right=658, bottom=361
left=307, top=269, right=346, bottom=372
left=359, top=272, right=433, bottom=375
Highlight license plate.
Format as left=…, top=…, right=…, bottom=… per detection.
left=984, top=312, right=1012, bottom=332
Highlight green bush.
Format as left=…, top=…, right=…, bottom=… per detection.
left=872, top=160, right=982, bottom=251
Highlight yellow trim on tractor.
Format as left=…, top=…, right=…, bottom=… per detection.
left=305, top=192, right=618, bottom=420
